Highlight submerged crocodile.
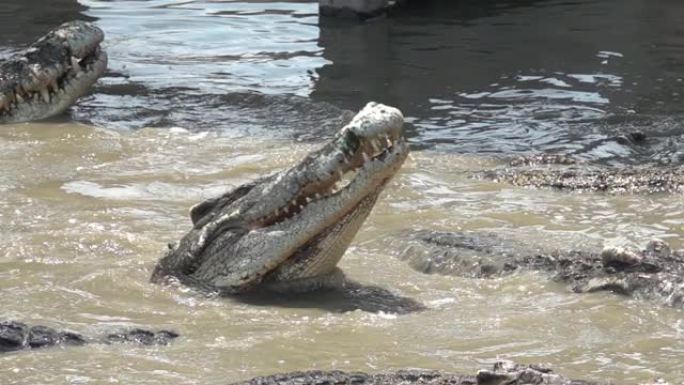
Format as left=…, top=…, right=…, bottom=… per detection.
left=152, top=102, right=410, bottom=294
left=478, top=154, right=684, bottom=194
left=0, top=320, right=178, bottom=353
left=0, top=20, right=106, bottom=123
left=396, top=230, right=684, bottom=308
left=231, top=361, right=626, bottom=385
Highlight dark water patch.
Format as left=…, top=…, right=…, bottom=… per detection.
left=72, top=86, right=353, bottom=140
left=0, top=0, right=92, bottom=46
left=236, top=282, right=425, bottom=314
left=313, top=0, right=684, bottom=164
left=2, top=0, right=684, bottom=165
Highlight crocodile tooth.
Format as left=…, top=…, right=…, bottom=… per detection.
left=342, top=155, right=349, bottom=164
left=49, top=79, right=59, bottom=93
left=362, top=152, right=370, bottom=162
left=71, top=56, right=81, bottom=71
left=337, top=170, right=344, bottom=179
left=371, top=139, right=381, bottom=152
left=305, top=197, right=312, bottom=203
left=15, top=92, right=24, bottom=103
left=315, top=193, right=322, bottom=199
left=41, top=88, right=50, bottom=103
left=16, top=88, right=28, bottom=101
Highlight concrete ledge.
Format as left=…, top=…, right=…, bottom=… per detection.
left=319, top=0, right=391, bottom=19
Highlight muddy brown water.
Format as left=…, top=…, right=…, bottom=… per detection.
left=2, top=0, right=684, bottom=383
left=1, top=123, right=683, bottom=384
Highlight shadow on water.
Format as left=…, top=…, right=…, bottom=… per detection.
left=235, top=282, right=425, bottom=314
left=313, top=0, right=684, bottom=165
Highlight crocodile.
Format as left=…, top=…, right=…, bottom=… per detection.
left=151, top=102, right=410, bottom=295
left=230, top=361, right=621, bottom=385
left=0, top=20, right=106, bottom=124
left=395, top=230, right=684, bottom=309
left=477, top=154, right=684, bottom=194
left=0, top=320, right=178, bottom=353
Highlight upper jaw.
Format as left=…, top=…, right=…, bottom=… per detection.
left=344, top=102, right=404, bottom=143
left=51, top=21, right=105, bottom=60
left=231, top=102, right=407, bottom=228
left=0, top=21, right=106, bottom=122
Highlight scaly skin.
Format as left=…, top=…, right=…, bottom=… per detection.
left=152, top=102, right=409, bottom=294
left=0, top=21, right=107, bottom=123
left=478, top=154, right=684, bottom=194
left=230, top=361, right=607, bottom=385
left=396, top=230, right=684, bottom=309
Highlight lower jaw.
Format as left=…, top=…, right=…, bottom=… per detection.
left=263, top=185, right=386, bottom=289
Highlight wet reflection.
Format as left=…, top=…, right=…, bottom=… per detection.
left=72, top=90, right=352, bottom=140
left=313, top=0, right=684, bottom=164
left=81, top=0, right=323, bottom=95
left=74, top=0, right=350, bottom=137
left=1, top=0, right=682, bottom=161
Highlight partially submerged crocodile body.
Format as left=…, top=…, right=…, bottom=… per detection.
left=0, top=320, right=178, bottom=353
left=0, top=20, right=106, bottom=123
left=152, top=102, right=409, bottom=294
left=231, top=361, right=614, bottom=385
left=478, top=154, right=684, bottom=194
left=397, top=230, right=684, bottom=308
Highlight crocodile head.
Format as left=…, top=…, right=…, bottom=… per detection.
left=0, top=21, right=107, bottom=124
left=152, top=102, right=409, bottom=293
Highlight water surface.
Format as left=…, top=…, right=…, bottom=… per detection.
left=3, top=0, right=683, bottom=164
left=1, top=0, right=684, bottom=384
left=0, top=124, right=683, bottom=384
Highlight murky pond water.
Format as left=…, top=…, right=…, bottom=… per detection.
left=1, top=124, right=683, bottom=384
left=1, top=0, right=684, bottom=384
